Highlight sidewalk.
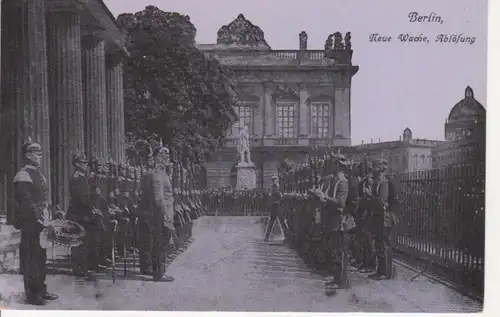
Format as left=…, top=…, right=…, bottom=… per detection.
left=0, top=216, right=484, bottom=312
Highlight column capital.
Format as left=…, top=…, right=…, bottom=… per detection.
left=46, top=0, right=84, bottom=14
left=81, top=25, right=107, bottom=49
left=106, top=52, right=126, bottom=67
left=82, top=24, right=107, bottom=38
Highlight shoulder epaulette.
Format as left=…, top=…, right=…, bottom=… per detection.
left=14, top=169, right=32, bottom=183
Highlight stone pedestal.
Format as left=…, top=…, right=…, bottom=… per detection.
left=236, top=163, right=257, bottom=190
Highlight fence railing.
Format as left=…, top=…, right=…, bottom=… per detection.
left=202, top=163, right=485, bottom=296
left=393, top=164, right=485, bottom=295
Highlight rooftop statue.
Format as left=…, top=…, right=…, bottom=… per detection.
left=217, top=14, right=270, bottom=47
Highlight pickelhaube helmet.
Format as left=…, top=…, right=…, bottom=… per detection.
left=375, top=158, right=388, bottom=171
left=72, top=150, right=88, bottom=166
left=152, top=138, right=169, bottom=158
left=127, top=164, right=135, bottom=174
left=21, top=136, right=42, bottom=155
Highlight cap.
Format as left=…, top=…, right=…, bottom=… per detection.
left=72, top=151, right=88, bottom=166
left=21, top=136, right=42, bottom=155
left=271, top=175, right=279, bottom=180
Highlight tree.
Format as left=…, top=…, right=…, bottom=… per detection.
left=117, top=6, right=238, bottom=163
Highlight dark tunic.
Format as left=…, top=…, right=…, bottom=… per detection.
left=66, top=171, right=94, bottom=226
left=14, top=165, right=49, bottom=297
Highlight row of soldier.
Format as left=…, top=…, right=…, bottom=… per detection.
left=276, top=152, right=400, bottom=292
left=202, top=152, right=400, bottom=293
left=202, top=187, right=269, bottom=216
left=12, top=138, right=206, bottom=305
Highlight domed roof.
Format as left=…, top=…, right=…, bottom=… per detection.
left=448, top=86, right=485, bottom=122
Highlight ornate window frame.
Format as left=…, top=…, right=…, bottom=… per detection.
left=272, top=85, right=300, bottom=138
left=275, top=101, right=298, bottom=138
left=232, top=102, right=256, bottom=136
left=306, top=93, right=332, bottom=138
left=309, top=101, right=331, bottom=138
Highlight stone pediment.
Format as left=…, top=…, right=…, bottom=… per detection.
left=235, top=91, right=260, bottom=103
left=304, top=86, right=333, bottom=103
left=235, top=85, right=261, bottom=103
left=307, top=93, right=333, bottom=103
left=272, top=84, right=299, bottom=101
left=217, top=14, right=270, bottom=48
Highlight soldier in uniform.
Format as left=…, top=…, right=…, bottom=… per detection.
left=13, top=138, right=59, bottom=305
left=321, top=157, right=350, bottom=291
left=344, top=160, right=361, bottom=266
left=66, top=153, right=102, bottom=278
left=95, top=159, right=113, bottom=268
left=138, top=151, right=154, bottom=275
left=126, top=164, right=139, bottom=252
left=368, top=159, right=392, bottom=279
left=382, top=160, right=400, bottom=278
left=264, top=175, right=285, bottom=241
left=115, top=163, right=130, bottom=258
left=140, top=142, right=175, bottom=282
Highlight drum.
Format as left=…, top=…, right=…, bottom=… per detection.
left=40, top=219, right=85, bottom=248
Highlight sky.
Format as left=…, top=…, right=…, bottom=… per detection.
left=105, top=0, right=487, bottom=145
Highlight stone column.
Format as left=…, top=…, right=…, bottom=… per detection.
left=47, top=2, right=84, bottom=210
left=1, top=0, right=51, bottom=222
left=106, top=54, right=125, bottom=163
left=1, top=1, right=24, bottom=222
left=82, top=30, right=108, bottom=161
left=263, top=83, right=274, bottom=136
left=333, top=87, right=351, bottom=143
left=298, top=84, right=310, bottom=137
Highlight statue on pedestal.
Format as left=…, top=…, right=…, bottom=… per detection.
left=238, top=125, right=252, bottom=164
left=344, top=32, right=352, bottom=50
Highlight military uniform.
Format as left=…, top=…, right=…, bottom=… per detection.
left=368, top=160, right=392, bottom=279
left=356, top=174, right=376, bottom=272
left=95, top=160, right=113, bottom=267
left=264, top=176, right=285, bottom=241
left=13, top=139, right=58, bottom=305
left=140, top=143, right=175, bottom=282
left=322, top=167, right=350, bottom=289
left=115, top=164, right=130, bottom=258
left=138, top=164, right=154, bottom=274
left=66, top=153, right=102, bottom=275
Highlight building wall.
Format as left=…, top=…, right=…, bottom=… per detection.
left=407, top=147, right=433, bottom=171
left=432, top=137, right=485, bottom=168
left=206, top=69, right=355, bottom=188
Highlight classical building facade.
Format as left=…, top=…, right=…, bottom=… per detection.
left=199, top=14, right=359, bottom=188
left=432, top=86, right=486, bottom=168
left=0, top=0, right=127, bottom=221
left=347, top=128, right=442, bottom=173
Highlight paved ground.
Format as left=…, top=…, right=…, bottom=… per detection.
left=0, top=216, right=483, bottom=312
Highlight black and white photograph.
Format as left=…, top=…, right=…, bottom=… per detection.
left=0, top=0, right=492, bottom=313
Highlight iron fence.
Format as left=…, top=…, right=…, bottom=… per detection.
left=201, top=163, right=485, bottom=296
left=394, top=164, right=484, bottom=295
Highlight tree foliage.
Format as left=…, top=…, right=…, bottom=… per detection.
left=117, top=6, right=238, bottom=163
